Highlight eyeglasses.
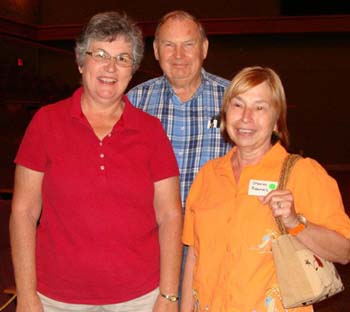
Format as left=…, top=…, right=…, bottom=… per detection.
left=85, top=49, right=134, bottom=67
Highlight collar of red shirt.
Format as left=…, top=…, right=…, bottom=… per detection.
left=69, top=87, right=140, bottom=131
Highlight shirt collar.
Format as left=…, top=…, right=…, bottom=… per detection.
left=164, top=68, right=208, bottom=101
left=70, top=87, right=139, bottom=131
left=215, top=142, right=288, bottom=176
left=120, top=95, right=140, bottom=130
left=70, top=87, right=84, bottom=119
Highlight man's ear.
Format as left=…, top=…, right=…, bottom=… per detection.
left=202, top=38, right=209, bottom=60
left=153, top=40, right=159, bottom=61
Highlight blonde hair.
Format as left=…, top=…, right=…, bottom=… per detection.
left=221, top=66, right=289, bottom=147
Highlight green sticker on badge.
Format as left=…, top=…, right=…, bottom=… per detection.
left=268, top=183, right=277, bottom=190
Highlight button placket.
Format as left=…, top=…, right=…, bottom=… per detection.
left=99, top=140, right=105, bottom=172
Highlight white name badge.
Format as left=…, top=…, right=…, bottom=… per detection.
left=248, top=179, right=278, bottom=196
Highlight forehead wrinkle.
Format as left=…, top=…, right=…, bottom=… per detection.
left=159, top=20, right=201, bottom=40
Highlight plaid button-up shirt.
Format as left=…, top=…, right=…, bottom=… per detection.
left=127, top=69, right=232, bottom=208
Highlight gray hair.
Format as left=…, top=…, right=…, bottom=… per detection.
left=75, top=11, right=144, bottom=74
left=154, top=10, right=207, bottom=42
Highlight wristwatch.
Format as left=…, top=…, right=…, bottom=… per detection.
left=160, top=293, right=179, bottom=302
left=287, top=214, right=308, bottom=236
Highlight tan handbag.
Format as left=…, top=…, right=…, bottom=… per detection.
left=272, top=154, right=344, bottom=308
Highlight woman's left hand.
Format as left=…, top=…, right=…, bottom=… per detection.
left=260, top=190, right=350, bottom=264
left=259, top=189, right=299, bottom=229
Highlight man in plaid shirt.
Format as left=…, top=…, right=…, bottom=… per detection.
left=128, top=10, right=232, bottom=209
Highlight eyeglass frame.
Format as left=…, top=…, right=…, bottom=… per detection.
left=85, top=49, right=135, bottom=68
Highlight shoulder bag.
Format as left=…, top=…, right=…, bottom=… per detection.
left=272, top=154, right=344, bottom=308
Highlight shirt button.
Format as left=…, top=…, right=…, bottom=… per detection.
left=178, top=151, right=183, bottom=156
left=181, top=126, right=185, bottom=131
left=99, top=141, right=103, bottom=146
left=108, top=133, right=112, bottom=137
left=100, top=165, right=105, bottom=171
left=100, top=153, right=105, bottom=158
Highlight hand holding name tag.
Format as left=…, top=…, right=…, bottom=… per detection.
left=259, top=188, right=300, bottom=230
left=248, top=178, right=300, bottom=231
left=247, top=178, right=300, bottom=230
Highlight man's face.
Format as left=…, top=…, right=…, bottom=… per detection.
left=153, top=17, right=208, bottom=86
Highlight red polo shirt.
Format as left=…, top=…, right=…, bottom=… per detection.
left=15, top=87, right=179, bottom=304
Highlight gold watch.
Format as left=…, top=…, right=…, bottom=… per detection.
left=160, top=293, right=179, bottom=302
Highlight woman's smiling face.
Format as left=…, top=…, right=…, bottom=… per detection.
left=79, top=37, right=133, bottom=106
left=225, top=81, right=278, bottom=154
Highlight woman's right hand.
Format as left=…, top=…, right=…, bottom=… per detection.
left=16, top=293, right=44, bottom=312
left=10, top=165, right=45, bottom=312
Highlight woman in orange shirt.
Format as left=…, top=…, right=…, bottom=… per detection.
left=181, top=66, right=350, bottom=311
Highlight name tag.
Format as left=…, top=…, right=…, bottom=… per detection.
left=248, top=179, right=278, bottom=196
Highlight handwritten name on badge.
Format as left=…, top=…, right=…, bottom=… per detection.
left=248, top=179, right=278, bottom=196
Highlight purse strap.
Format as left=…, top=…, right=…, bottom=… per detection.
left=275, top=154, right=302, bottom=235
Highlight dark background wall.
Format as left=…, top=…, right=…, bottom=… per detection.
left=39, top=0, right=279, bottom=24
left=0, top=0, right=40, bottom=24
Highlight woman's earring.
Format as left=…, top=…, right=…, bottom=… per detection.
left=273, top=130, right=280, bottom=138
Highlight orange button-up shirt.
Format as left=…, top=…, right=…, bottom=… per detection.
left=183, top=143, right=350, bottom=311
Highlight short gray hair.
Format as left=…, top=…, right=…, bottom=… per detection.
left=154, top=10, right=207, bottom=42
left=75, top=11, right=144, bottom=74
